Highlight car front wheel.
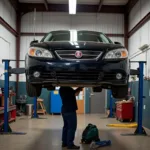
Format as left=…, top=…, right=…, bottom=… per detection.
left=112, top=85, right=128, bottom=99
left=26, top=80, right=42, bottom=97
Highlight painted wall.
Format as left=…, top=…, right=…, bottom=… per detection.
left=127, top=0, right=150, bottom=129
left=21, top=12, right=124, bottom=34
left=0, top=0, right=16, bottom=82
left=128, top=0, right=150, bottom=76
left=129, top=0, right=150, bottom=31
left=130, top=81, right=150, bottom=130
left=0, top=0, right=16, bottom=30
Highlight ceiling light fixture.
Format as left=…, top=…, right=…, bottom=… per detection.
left=69, top=0, right=77, bottom=15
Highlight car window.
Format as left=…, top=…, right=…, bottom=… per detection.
left=78, top=33, right=102, bottom=42
left=41, top=31, right=112, bottom=44
left=51, top=33, right=70, bottom=41
left=43, top=33, right=52, bottom=42
left=99, top=34, right=112, bottom=43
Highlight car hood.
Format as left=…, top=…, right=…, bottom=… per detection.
left=31, top=41, right=125, bottom=52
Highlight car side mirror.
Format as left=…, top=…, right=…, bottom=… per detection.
left=30, top=40, right=38, bottom=46
left=114, top=41, right=122, bottom=45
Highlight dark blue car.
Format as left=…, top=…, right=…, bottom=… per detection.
left=25, top=30, right=129, bottom=98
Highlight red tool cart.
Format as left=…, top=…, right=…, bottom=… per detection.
left=0, top=105, right=16, bottom=126
left=0, top=93, right=16, bottom=127
left=116, top=101, right=133, bottom=122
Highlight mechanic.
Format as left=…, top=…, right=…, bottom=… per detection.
left=59, top=86, right=83, bottom=149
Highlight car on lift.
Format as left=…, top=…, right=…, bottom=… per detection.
left=25, top=30, right=129, bottom=98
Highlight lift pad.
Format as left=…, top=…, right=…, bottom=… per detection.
left=9, top=67, right=25, bottom=74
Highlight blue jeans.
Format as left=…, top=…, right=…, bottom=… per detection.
left=62, top=111, right=77, bottom=147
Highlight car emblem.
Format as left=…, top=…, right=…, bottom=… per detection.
left=75, top=51, right=82, bottom=58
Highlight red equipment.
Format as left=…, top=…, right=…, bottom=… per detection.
left=116, top=101, right=133, bottom=122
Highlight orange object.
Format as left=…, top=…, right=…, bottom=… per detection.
left=76, top=100, right=84, bottom=114
left=37, top=98, right=47, bottom=115
left=29, top=48, right=35, bottom=56
left=121, top=50, right=127, bottom=57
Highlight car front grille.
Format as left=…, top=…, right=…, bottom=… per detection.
left=55, top=50, right=102, bottom=60
left=40, top=71, right=126, bottom=81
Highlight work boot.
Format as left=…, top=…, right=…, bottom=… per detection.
left=67, top=144, right=80, bottom=149
left=62, top=143, right=67, bottom=147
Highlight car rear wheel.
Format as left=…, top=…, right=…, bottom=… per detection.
left=26, top=80, right=42, bottom=97
left=112, top=85, right=128, bottom=99
left=92, top=87, right=102, bottom=92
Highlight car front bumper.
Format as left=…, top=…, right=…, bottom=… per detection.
left=25, top=55, right=129, bottom=87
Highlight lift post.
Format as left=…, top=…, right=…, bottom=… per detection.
left=0, top=59, right=26, bottom=135
left=108, top=90, right=113, bottom=118
left=134, top=62, right=147, bottom=135
left=3, top=60, right=10, bottom=132
left=122, top=61, right=147, bottom=136
left=32, top=97, right=39, bottom=118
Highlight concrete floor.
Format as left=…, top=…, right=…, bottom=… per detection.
left=0, top=114, right=150, bottom=150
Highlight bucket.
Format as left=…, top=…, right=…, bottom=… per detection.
left=26, top=104, right=33, bottom=116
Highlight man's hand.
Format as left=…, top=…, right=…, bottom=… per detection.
left=75, top=87, right=83, bottom=96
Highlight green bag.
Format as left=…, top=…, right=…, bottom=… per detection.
left=81, top=124, right=100, bottom=144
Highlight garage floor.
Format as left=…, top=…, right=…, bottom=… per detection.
left=0, top=114, right=150, bottom=150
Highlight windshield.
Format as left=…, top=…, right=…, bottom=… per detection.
left=41, top=31, right=113, bottom=44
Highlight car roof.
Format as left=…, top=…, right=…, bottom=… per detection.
left=48, top=30, right=103, bottom=34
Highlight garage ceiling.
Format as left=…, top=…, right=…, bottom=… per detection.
left=19, top=0, right=129, bottom=5
left=10, top=0, right=136, bottom=14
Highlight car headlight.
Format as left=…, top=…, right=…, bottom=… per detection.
left=28, top=47, right=53, bottom=58
left=104, top=49, right=128, bottom=59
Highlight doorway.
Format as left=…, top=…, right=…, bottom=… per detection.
left=90, top=89, right=106, bottom=114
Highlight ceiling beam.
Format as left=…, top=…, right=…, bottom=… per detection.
left=126, top=0, right=139, bottom=14
left=0, top=16, right=18, bottom=37
left=21, top=32, right=124, bottom=38
left=97, top=0, right=104, bottom=12
left=128, top=12, right=150, bottom=37
left=44, top=0, right=49, bottom=11
left=19, top=3, right=125, bottom=14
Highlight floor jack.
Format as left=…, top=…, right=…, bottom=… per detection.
left=90, top=140, right=111, bottom=150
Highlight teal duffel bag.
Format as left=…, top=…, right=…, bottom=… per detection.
left=81, top=124, right=100, bottom=144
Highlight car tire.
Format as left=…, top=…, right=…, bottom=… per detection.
left=47, top=86, right=55, bottom=91
left=92, top=87, right=102, bottom=92
left=26, top=80, right=42, bottom=97
left=112, top=85, right=128, bottom=99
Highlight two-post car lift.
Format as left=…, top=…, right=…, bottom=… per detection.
left=0, top=59, right=40, bottom=134
left=0, top=60, right=148, bottom=136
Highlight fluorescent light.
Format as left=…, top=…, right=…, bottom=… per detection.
left=139, top=44, right=149, bottom=51
left=69, top=0, right=77, bottom=14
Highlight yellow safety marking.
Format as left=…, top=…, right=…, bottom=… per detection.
left=106, top=123, right=137, bottom=128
